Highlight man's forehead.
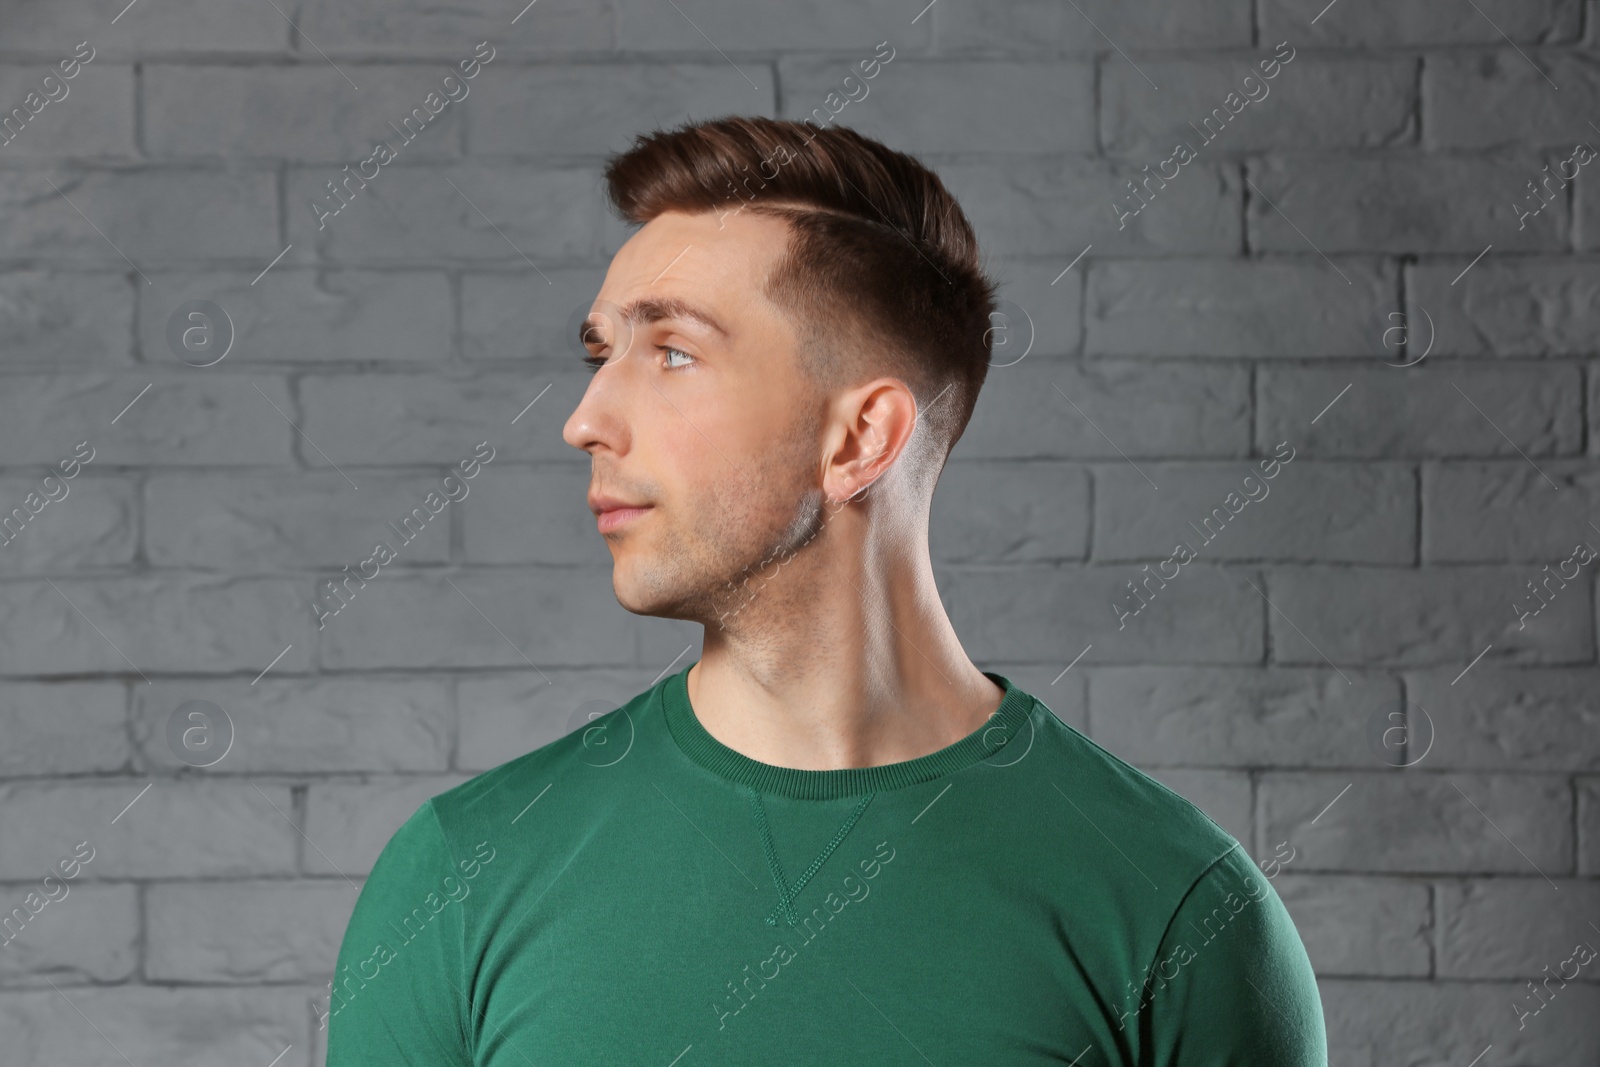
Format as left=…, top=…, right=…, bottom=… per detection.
left=587, top=293, right=730, bottom=338
left=621, top=209, right=781, bottom=264
left=594, top=212, right=791, bottom=328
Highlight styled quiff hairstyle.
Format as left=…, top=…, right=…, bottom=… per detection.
left=601, top=115, right=1002, bottom=492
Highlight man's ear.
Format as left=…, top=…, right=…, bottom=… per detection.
left=820, top=378, right=919, bottom=502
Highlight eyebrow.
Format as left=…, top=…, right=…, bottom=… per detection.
left=578, top=296, right=730, bottom=351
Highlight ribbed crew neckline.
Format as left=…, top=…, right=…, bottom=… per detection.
left=661, top=662, right=1038, bottom=800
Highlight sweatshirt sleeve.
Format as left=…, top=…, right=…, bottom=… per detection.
left=1139, top=844, right=1327, bottom=1067
left=324, top=799, right=473, bottom=1067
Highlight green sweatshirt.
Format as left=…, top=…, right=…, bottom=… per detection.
left=323, top=663, right=1327, bottom=1065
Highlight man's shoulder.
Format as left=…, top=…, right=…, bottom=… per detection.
left=1027, top=700, right=1244, bottom=894
left=422, top=678, right=663, bottom=840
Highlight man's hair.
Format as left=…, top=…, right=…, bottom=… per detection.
left=601, top=115, right=1002, bottom=491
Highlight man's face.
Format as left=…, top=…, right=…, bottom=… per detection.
left=562, top=208, right=833, bottom=624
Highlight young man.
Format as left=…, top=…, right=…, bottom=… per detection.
left=324, top=116, right=1327, bottom=1065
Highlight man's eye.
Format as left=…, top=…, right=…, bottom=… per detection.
left=660, top=346, right=696, bottom=371
left=584, top=347, right=696, bottom=374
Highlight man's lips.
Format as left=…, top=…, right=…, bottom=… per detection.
left=588, top=492, right=649, bottom=516
left=595, top=504, right=651, bottom=533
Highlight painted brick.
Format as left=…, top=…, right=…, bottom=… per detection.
left=782, top=60, right=1095, bottom=155
left=1578, top=778, right=1600, bottom=875
left=1246, top=156, right=1568, bottom=254
left=0, top=986, right=310, bottom=1065
left=145, top=66, right=466, bottom=161
left=1266, top=566, right=1593, bottom=666
left=0, top=4, right=285, bottom=52
left=146, top=879, right=356, bottom=982
left=1424, top=464, right=1600, bottom=562
left=0, top=882, right=138, bottom=986
left=1086, top=257, right=1394, bottom=357
left=988, top=256, right=1086, bottom=360
left=1274, top=874, right=1431, bottom=976
left=0, top=474, right=136, bottom=574
left=941, top=564, right=1265, bottom=664
left=0, top=373, right=296, bottom=466
left=1093, top=460, right=1415, bottom=563
left=0, top=63, right=134, bottom=158
left=930, top=461, right=1090, bottom=563
left=0, top=681, right=126, bottom=777
left=285, top=163, right=603, bottom=263
left=316, top=568, right=639, bottom=670
left=145, top=472, right=453, bottom=569
left=0, top=271, right=133, bottom=367
left=138, top=270, right=452, bottom=364
left=940, top=159, right=1242, bottom=259
left=1408, top=259, right=1600, bottom=357
left=1258, top=365, right=1584, bottom=459
left=1426, top=51, right=1600, bottom=149
left=1260, top=771, right=1572, bottom=874
left=471, top=64, right=776, bottom=156
left=0, top=576, right=312, bottom=676
left=962, top=359, right=1250, bottom=460
left=461, top=463, right=611, bottom=565
left=462, top=266, right=607, bottom=362
left=1319, top=977, right=1599, bottom=1065
left=614, top=0, right=930, bottom=52
left=1405, top=668, right=1600, bottom=772
left=298, top=370, right=582, bottom=465
left=1436, top=877, right=1600, bottom=978
left=0, top=167, right=278, bottom=261
left=0, top=781, right=298, bottom=879
left=297, top=0, right=611, bottom=51
left=131, top=676, right=453, bottom=773
left=1104, top=56, right=1414, bottom=157
left=1260, top=0, right=1582, bottom=46
left=1089, top=667, right=1396, bottom=767
left=941, top=0, right=1253, bottom=51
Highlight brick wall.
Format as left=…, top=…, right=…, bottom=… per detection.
left=0, top=0, right=1597, bottom=1062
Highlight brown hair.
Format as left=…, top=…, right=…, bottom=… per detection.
left=601, top=115, right=1002, bottom=489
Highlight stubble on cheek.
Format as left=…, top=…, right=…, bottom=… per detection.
left=701, top=460, right=829, bottom=626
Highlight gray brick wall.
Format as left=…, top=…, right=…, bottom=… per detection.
left=1, top=0, right=1597, bottom=1063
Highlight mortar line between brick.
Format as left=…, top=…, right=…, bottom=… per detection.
left=1413, top=461, right=1424, bottom=566
left=1259, top=564, right=1272, bottom=665
left=448, top=675, right=462, bottom=771
left=1568, top=140, right=1580, bottom=253
left=1426, top=878, right=1439, bottom=978
left=292, top=783, right=308, bottom=873
left=277, top=161, right=290, bottom=251
left=132, top=60, right=145, bottom=161
left=1092, top=53, right=1103, bottom=157
left=450, top=271, right=463, bottom=364
left=1248, top=769, right=1259, bottom=858
left=136, top=880, right=148, bottom=981
left=1083, top=463, right=1096, bottom=562
left=1412, top=53, right=1424, bottom=146
left=132, top=469, right=148, bottom=569
left=449, top=459, right=463, bottom=564
left=1239, top=159, right=1252, bottom=256
left=1247, top=360, right=1257, bottom=457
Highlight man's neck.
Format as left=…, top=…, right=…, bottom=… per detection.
left=686, top=617, right=1004, bottom=773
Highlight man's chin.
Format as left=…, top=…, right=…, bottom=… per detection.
left=609, top=563, right=694, bottom=622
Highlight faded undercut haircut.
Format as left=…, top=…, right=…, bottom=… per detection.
left=601, top=115, right=1002, bottom=495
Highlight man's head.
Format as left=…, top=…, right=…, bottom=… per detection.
left=562, top=115, right=1000, bottom=627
